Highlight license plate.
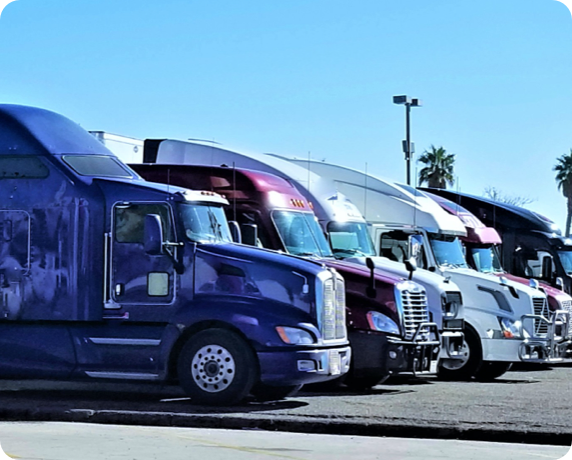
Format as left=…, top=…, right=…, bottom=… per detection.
left=329, top=350, right=341, bottom=375
left=429, top=360, right=438, bottom=374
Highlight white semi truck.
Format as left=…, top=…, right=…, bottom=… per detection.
left=281, top=159, right=568, bottom=380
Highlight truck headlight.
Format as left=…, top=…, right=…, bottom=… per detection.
left=498, top=317, right=522, bottom=339
left=367, top=311, right=400, bottom=335
left=276, top=326, right=316, bottom=345
left=442, top=299, right=459, bottom=319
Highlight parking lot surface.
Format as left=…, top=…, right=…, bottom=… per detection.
left=0, top=363, right=570, bottom=445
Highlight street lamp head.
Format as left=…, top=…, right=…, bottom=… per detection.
left=393, top=95, right=422, bottom=107
left=393, top=95, right=411, bottom=105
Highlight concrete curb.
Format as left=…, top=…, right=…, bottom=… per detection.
left=0, top=406, right=568, bottom=446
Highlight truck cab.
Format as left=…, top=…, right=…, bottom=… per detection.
left=0, top=105, right=351, bottom=405
left=129, top=159, right=441, bottom=389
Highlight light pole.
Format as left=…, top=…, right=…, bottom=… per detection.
left=393, top=95, right=422, bottom=186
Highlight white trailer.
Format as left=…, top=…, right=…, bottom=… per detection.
left=89, top=131, right=144, bottom=165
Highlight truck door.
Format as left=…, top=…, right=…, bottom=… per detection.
left=72, top=202, right=178, bottom=379
left=110, top=202, right=177, bottom=309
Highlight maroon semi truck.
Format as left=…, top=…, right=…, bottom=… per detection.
left=131, top=163, right=441, bottom=388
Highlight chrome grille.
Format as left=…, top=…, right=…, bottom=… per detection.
left=323, top=278, right=336, bottom=340
left=335, top=276, right=346, bottom=340
left=399, top=284, right=430, bottom=340
left=320, top=272, right=347, bottom=342
left=533, top=296, right=550, bottom=336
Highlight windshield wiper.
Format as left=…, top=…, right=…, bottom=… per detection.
left=333, top=248, right=370, bottom=257
left=440, top=262, right=466, bottom=268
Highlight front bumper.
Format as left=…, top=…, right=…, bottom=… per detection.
left=481, top=310, right=571, bottom=363
left=345, top=322, right=441, bottom=382
left=257, top=345, right=351, bottom=386
left=518, top=310, right=571, bottom=363
left=387, top=322, right=441, bottom=377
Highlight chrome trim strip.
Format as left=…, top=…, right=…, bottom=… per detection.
left=85, top=371, right=159, bottom=380
left=88, top=338, right=161, bottom=346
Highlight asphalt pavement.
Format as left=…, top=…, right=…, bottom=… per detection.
left=0, top=363, right=570, bottom=446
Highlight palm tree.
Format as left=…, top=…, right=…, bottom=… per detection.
left=553, top=149, right=572, bottom=237
left=417, top=145, right=455, bottom=189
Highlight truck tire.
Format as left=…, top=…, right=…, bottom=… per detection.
left=438, top=325, right=482, bottom=381
left=474, top=361, right=512, bottom=381
left=177, top=328, right=258, bottom=406
left=250, top=383, right=303, bottom=402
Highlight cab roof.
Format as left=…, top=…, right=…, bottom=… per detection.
left=419, top=188, right=561, bottom=236
left=0, top=104, right=114, bottom=156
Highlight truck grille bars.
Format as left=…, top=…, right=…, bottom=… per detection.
left=399, top=285, right=431, bottom=340
left=533, top=297, right=550, bottom=336
left=320, top=271, right=347, bottom=342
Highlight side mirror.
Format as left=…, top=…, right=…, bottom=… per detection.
left=241, top=223, right=258, bottom=246
left=228, top=221, right=242, bottom=244
left=144, top=214, right=164, bottom=255
left=365, top=257, right=376, bottom=298
left=541, top=255, right=553, bottom=281
left=556, top=277, right=565, bottom=290
left=404, top=257, right=417, bottom=280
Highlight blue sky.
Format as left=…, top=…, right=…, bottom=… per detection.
left=0, top=0, right=571, bottom=229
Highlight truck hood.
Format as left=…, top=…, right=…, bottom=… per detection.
left=441, top=267, right=545, bottom=318
left=198, top=242, right=325, bottom=276
left=345, top=256, right=464, bottom=326
left=194, top=243, right=328, bottom=315
left=498, top=273, right=572, bottom=312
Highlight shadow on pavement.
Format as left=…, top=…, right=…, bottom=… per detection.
left=0, top=380, right=309, bottom=413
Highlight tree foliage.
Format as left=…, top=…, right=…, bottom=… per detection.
left=483, top=186, right=535, bottom=207
left=417, top=145, right=455, bottom=189
left=553, top=149, right=572, bottom=237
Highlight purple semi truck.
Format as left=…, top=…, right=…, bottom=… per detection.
left=0, top=105, right=351, bottom=405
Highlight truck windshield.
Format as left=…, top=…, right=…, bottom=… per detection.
left=272, top=210, right=333, bottom=257
left=558, top=250, right=572, bottom=275
left=428, top=234, right=468, bottom=268
left=327, top=221, right=376, bottom=258
left=178, top=203, right=233, bottom=244
left=469, top=245, right=503, bottom=274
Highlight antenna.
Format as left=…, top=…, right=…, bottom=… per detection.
left=307, top=151, right=311, bottom=193
left=455, top=175, right=461, bottom=214
left=364, top=162, right=368, bottom=221
left=413, top=162, right=418, bottom=230
left=232, top=161, right=237, bottom=222
left=167, top=167, right=171, bottom=194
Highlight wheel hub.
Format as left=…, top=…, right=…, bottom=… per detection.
left=441, top=340, right=470, bottom=371
left=191, top=344, right=236, bottom=393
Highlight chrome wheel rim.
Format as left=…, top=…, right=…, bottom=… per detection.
left=441, top=339, right=470, bottom=371
left=191, top=344, right=236, bottom=393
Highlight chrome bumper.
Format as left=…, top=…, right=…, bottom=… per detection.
left=518, top=310, right=571, bottom=363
